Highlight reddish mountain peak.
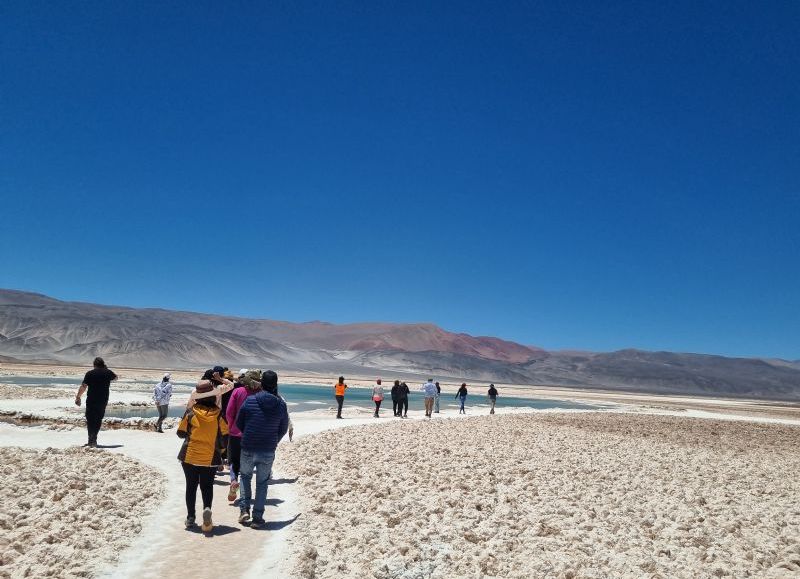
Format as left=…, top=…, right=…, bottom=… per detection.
left=345, top=323, right=543, bottom=363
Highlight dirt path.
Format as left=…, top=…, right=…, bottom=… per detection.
left=0, top=424, right=300, bottom=578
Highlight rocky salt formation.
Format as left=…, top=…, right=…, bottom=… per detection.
left=0, top=384, right=75, bottom=400
left=0, top=447, right=164, bottom=578
left=0, top=410, right=177, bottom=431
left=278, top=412, right=800, bottom=578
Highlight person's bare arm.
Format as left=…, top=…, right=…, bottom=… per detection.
left=75, top=383, right=88, bottom=406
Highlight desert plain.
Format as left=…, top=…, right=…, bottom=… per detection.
left=0, top=363, right=798, bottom=578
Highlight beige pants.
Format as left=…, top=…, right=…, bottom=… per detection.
left=424, top=397, right=434, bottom=416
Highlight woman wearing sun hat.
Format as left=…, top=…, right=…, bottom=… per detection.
left=177, top=379, right=229, bottom=533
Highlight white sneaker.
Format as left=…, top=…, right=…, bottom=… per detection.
left=201, top=507, right=213, bottom=533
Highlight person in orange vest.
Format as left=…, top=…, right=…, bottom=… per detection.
left=333, top=376, right=347, bottom=419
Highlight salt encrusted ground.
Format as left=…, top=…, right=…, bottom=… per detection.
left=0, top=384, right=74, bottom=400
left=0, top=447, right=165, bottom=579
left=278, top=413, right=800, bottom=579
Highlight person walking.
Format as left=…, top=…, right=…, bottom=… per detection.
left=225, top=370, right=262, bottom=503
left=74, top=357, right=118, bottom=447
left=399, top=382, right=410, bottom=418
left=456, top=383, right=468, bottom=414
left=488, top=383, right=498, bottom=414
left=333, top=376, right=347, bottom=419
left=153, top=373, right=173, bottom=433
left=434, top=381, right=441, bottom=414
left=421, top=378, right=437, bottom=418
left=177, top=383, right=229, bottom=533
left=391, top=380, right=401, bottom=417
left=372, top=378, right=384, bottom=418
left=236, top=370, right=290, bottom=529
left=188, top=366, right=234, bottom=409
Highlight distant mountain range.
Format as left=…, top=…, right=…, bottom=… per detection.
left=1, top=289, right=798, bottom=401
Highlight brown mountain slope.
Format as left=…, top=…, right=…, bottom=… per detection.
left=1, top=289, right=798, bottom=400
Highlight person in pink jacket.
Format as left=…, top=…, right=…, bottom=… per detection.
left=225, top=371, right=262, bottom=502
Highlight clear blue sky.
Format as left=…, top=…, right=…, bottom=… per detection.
left=1, top=1, right=798, bottom=359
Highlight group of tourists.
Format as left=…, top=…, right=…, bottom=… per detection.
left=177, top=366, right=291, bottom=532
left=75, top=358, right=501, bottom=534
left=74, top=359, right=292, bottom=534
left=337, top=376, right=500, bottom=418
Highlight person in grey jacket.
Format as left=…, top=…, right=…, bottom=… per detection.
left=153, top=373, right=173, bottom=433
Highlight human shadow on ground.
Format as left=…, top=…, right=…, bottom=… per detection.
left=251, top=514, right=301, bottom=531
left=185, top=524, right=241, bottom=537
left=95, top=444, right=123, bottom=449
left=268, top=477, right=298, bottom=485
left=223, top=498, right=284, bottom=507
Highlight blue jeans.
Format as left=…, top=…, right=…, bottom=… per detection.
left=239, top=449, right=276, bottom=520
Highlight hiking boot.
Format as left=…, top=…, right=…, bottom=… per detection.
left=238, top=510, right=251, bottom=525
left=228, top=481, right=239, bottom=502
left=250, top=517, right=266, bottom=529
left=201, top=508, right=213, bottom=533
left=185, top=516, right=196, bottom=529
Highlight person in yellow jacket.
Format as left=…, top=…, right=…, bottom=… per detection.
left=177, top=381, right=229, bottom=532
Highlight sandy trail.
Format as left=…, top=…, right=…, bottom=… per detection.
left=0, top=407, right=386, bottom=578
left=0, top=424, right=297, bottom=578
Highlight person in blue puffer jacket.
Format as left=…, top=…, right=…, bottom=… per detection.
left=235, top=370, right=289, bottom=529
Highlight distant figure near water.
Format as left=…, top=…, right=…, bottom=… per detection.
left=456, top=383, right=468, bottom=414
left=372, top=378, right=384, bottom=418
left=334, top=376, right=347, bottom=419
left=488, top=383, right=498, bottom=414
left=391, top=380, right=402, bottom=417
left=434, top=381, right=441, bottom=413
left=75, top=357, right=118, bottom=447
left=153, top=373, right=173, bottom=433
left=421, top=378, right=437, bottom=418
left=399, top=381, right=410, bottom=418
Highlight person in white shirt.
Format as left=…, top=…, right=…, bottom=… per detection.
left=153, top=372, right=173, bottom=433
left=420, top=379, right=437, bottom=418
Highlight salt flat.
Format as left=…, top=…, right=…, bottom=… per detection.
left=0, top=447, right=164, bottom=579
left=277, top=412, right=800, bottom=578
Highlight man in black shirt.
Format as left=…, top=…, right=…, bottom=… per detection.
left=75, top=357, right=118, bottom=447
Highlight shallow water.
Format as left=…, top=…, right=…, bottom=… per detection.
left=1, top=376, right=600, bottom=417
left=106, top=384, right=598, bottom=418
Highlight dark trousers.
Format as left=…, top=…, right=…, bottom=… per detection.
left=374, top=399, right=382, bottom=416
left=400, top=398, right=408, bottom=416
left=85, top=401, right=107, bottom=444
left=182, top=462, right=216, bottom=518
left=228, top=435, right=242, bottom=480
left=335, top=395, right=344, bottom=417
left=392, top=399, right=400, bottom=416
left=156, top=404, right=169, bottom=429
